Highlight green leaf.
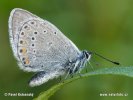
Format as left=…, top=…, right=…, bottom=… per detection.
left=34, top=67, right=133, bottom=100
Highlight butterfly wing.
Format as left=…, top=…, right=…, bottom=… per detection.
left=9, top=8, right=80, bottom=73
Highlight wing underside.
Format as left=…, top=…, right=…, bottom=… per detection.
left=9, top=8, right=80, bottom=72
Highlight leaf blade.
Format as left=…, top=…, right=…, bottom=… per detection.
left=34, top=67, right=133, bottom=100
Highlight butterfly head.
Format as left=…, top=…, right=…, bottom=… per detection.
left=82, top=50, right=92, bottom=61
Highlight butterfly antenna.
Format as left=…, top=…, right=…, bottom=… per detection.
left=90, top=52, right=120, bottom=65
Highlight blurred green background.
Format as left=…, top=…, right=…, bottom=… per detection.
left=0, top=0, right=133, bottom=100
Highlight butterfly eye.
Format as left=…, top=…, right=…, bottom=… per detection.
left=85, top=53, right=89, bottom=59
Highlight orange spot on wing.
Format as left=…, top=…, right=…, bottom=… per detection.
left=25, top=58, right=30, bottom=65
left=21, top=48, right=27, bottom=54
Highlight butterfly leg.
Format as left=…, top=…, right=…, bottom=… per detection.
left=88, top=62, right=94, bottom=71
left=64, top=69, right=71, bottom=80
